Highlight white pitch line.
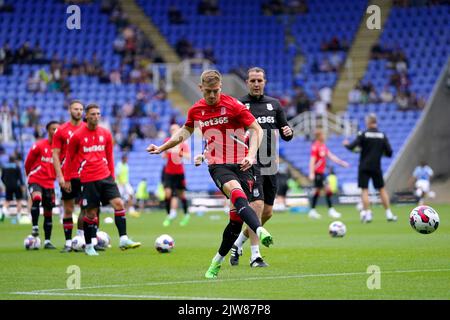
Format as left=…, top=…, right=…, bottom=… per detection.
left=10, top=292, right=232, bottom=300
left=20, top=268, right=450, bottom=294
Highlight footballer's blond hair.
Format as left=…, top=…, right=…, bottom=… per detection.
left=200, top=69, right=222, bottom=86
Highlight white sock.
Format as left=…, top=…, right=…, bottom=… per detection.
left=169, top=209, right=177, bottom=219
left=86, top=243, right=93, bottom=250
left=212, top=253, right=224, bottom=264
left=234, top=232, right=248, bottom=250
left=120, top=235, right=129, bottom=242
left=250, top=245, right=261, bottom=261
left=92, top=237, right=98, bottom=246
left=386, top=209, right=393, bottom=218
left=65, top=240, right=72, bottom=247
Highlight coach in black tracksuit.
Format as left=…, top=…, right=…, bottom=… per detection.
left=1, top=155, right=25, bottom=217
left=343, top=113, right=397, bottom=223
left=230, top=67, right=293, bottom=267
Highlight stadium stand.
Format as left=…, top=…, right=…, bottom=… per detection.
left=281, top=3, right=449, bottom=192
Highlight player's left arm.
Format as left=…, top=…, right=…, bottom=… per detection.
left=327, top=150, right=349, bottom=168
left=275, top=101, right=293, bottom=141
left=106, top=132, right=115, bottom=179
left=241, top=120, right=263, bottom=171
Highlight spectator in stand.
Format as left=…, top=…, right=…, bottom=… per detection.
left=168, top=5, right=186, bottom=24
left=198, top=0, right=220, bottom=15
left=16, top=42, right=33, bottom=63
left=396, top=91, right=409, bottom=110
left=319, top=86, right=332, bottom=110
left=203, top=47, right=217, bottom=64
left=292, top=86, right=311, bottom=114
left=286, top=0, right=308, bottom=14
left=26, top=72, right=40, bottom=93
left=348, top=85, right=363, bottom=104
left=262, top=0, right=284, bottom=15
left=380, top=86, right=394, bottom=103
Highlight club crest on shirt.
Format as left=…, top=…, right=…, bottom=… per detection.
left=201, top=110, right=205, bottom=116
left=84, top=138, right=88, bottom=143
left=99, top=136, right=104, bottom=143
left=266, top=103, right=273, bottom=111
left=220, top=107, right=226, bottom=115
left=245, top=103, right=250, bottom=109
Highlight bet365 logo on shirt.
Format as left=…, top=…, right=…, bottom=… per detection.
left=199, top=117, right=229, bottom=127
left=257, top=116, right=275, bottom=124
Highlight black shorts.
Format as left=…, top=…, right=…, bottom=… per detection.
left=28, top=183, right=55, bottom=209
left=252, top=164, right=278, bottom=205
left=61, top=178, right=82, bottom=201
left=208, top=164, right=255, bottom=200
left=358, top=169, right=385, bottom=189
left=163, top=173, right=186, bottom=190
left=314, top=173, right=327, bottom=188
left=5, top=186, right=23, bottom=201
left=80, top=176, right=121, bottom=209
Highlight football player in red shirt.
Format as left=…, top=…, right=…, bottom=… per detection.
left=148, top=70, right=273, bottom=279
left=24, top=121, right=60, bottom=249
left=65, top=104, right=141, bottom=256
left=308, top=129, right=349, bottom=219
left=162, top=123, right=191, bottom=227
left=52, top=100, right=92, bottom=252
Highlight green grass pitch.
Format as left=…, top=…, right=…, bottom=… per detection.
left=0, top=204, right=449, bottom=300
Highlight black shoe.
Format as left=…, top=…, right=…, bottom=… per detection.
left=229, top=245, right=241, bottom=266
left=60, top=245, right=73, bottom=253
left=44, top=242, right=56, bottom=249
left=31, top=230, right=39, bottom=237
left=94, top=245, right=106, bottom=251
left=250, top=257, right=269, bottom=268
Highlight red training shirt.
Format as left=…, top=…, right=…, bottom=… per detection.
left=164, top=138, right=189, bottom=175
left=184, top=94, right=255, bottom=165
left=52, top=121, right=86, bottom=180
left=64, top=125, right=115, bottom=183
left=25, top=139, right=56, bottom=189
left=311, top=141, right=329, bottom=174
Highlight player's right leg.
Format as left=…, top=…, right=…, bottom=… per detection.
left=42, top=188, right=56, bottom=249
left=308, top=187, right=322, bottom=219
left=83, top=207, right=99, bottom=256
left=206, top=203, right=244, bottom=279
left=379, top=187, right=397, bottom=222
left=231, top=199, right=263, bottom=266
left=28, top=184, right=43, bottom=239
left=373, top=171, right=397, bottom=222
left=224, top=181, right=272, bottom=248
left=358, top=170, right=372, bottom=223
left=360, top=189, right=372, bottom=223
left=163, top=187, right=175, bottom=226
left=177, top=189, right=190, bottom=226
left=61, top=198, right=75, bottom=252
